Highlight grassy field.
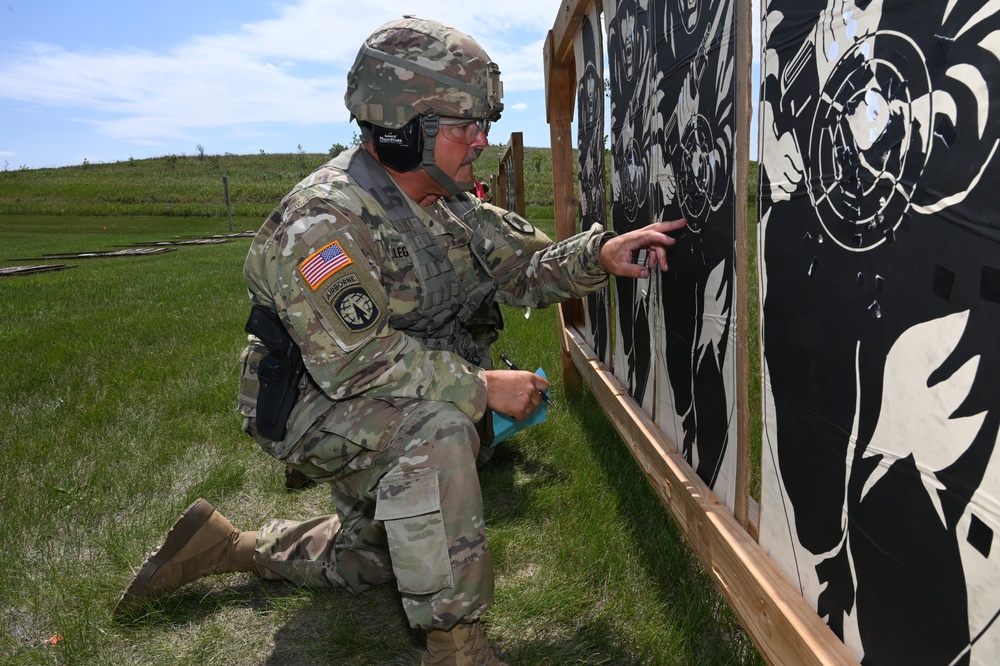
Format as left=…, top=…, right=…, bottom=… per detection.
left=0, top=149, right=763, bottom=665
left=0, top=146, right=560, bottom=221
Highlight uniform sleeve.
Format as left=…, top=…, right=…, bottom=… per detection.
left=477, top=203, right=613, bottom=308
left=259, top=192, right=488, bottom=422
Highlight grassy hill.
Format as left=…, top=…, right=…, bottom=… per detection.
left=0, top=145, right=565, bottom=221
left=0, top=145, right=756, bottom=221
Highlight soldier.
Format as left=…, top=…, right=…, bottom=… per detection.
left=114, top=16, right=685, bottom=666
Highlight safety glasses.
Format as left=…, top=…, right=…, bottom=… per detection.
left=438, top=117, right=491, bottom=144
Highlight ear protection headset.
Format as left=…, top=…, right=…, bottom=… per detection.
left=365, top=114, right=471, bottom=193
left=370, top=116, right=423, bottom=172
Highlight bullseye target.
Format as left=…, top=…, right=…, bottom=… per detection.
left=620, top=135, right=648, bottom=222
left=677, top=113, right=717, bottom=228
left=806, top=31, right=933, bottom=251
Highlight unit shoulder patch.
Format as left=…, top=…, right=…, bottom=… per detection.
left=502, top=212, right=535, bottom=235
left=299, top=259, right=387, bottom=352
left=324, top=278, right=381, bottom=333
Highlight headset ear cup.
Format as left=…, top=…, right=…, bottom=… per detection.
left=372, top=118, right=423, bottom=171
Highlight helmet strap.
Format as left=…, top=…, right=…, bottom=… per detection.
left=420, top=115, right=474, bottom=196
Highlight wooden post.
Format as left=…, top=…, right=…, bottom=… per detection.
left=489, top=173, right=499, bottom=207
left=496, top=132, right=526, bottom=217
left=222, top=174, right=233, bottom=232
left=732, top=0, right=753, bottom=532
left=545, top=29, right=583, bottom=395
left=510, top=133, right=526, bottom=218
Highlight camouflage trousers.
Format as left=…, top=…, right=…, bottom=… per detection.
left=249, top=396, right=493, bottom=630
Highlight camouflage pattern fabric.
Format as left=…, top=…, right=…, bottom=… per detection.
left=253, top=397, right=491, bottom=629
left=345, top=17, right=503, bottom=128
left=240, top=147, right=612, bottom=629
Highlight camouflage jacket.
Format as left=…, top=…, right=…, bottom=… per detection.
left=242, top=148, right=611, bottom=445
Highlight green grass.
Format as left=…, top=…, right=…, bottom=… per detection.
left=0, top=153, right=763, bottom=665
left=0, top=146, right=557, bottom=221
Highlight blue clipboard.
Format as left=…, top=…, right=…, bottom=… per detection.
left=491, top=368, right=549, bottom=446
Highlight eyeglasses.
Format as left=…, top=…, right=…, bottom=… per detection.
left=438, top=117, right=491, bottom=144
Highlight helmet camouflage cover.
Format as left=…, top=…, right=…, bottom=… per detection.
left=345, top=16, right=504, bottom=129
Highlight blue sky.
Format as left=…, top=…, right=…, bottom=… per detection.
left=0, top=0, right=758, bottom=171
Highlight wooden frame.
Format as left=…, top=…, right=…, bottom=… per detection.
left=493, top=132, right=526, bottom=217
left=544, top=0, right=858, bottom=663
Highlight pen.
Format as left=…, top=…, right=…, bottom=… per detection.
left=499, top=353, right=555, bottom=407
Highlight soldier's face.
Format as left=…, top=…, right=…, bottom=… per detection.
left=434, top=118, right=488, bottom=182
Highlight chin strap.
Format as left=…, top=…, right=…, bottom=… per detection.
left=421, top=115, right=474, bottom=195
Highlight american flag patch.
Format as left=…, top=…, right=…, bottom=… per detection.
left=298, top=240, right=353, bottom=290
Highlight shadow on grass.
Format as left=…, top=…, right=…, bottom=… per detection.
left=563, top=388, right=764, bottom=666
left=262, top=585, right=426, bottom=666
left=118, top=577, right=426, bottom=665
left=498, top=616, right=646, bottom=666
left=479, top=442, right=567, bottom=527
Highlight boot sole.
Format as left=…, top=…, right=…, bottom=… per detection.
left=113, top=498, right=217, bottom=616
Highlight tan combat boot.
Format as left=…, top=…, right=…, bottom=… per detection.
left=422, top=621, right=508, bottom=666
left=113, top=498, right=258, bottom=616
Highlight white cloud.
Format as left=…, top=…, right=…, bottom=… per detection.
left=0, top=0, right=557, bottom=145
left=4, top=0, right=759, bottom=165
left=486, top=38, right=549, bottom=91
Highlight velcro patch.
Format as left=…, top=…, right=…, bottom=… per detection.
left=298, top=240, right=353, bottom=290
left=305, top=266, right=387, bottom=352
left=503, top=212, right=535, bottom=235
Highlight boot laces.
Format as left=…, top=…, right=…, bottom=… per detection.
left=460, top=622, right=497, bottom=664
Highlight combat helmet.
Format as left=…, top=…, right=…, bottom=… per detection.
left=345, top=16, right=504, bottom=194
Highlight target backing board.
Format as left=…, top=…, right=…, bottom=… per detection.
left=757, top=0, right=1000, bottom=663
left=606, top=0, right=741, bottom=511
left=576, top=4, right=612, bottom=366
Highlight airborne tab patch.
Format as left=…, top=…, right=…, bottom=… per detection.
left=299, top=240, right=353, bottom=290
left=310, top=263, right=386, bottom=351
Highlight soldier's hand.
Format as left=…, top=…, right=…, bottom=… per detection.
left=484, top=369, right=548, bottom=421
left=599, top=218, right=687, bottom=278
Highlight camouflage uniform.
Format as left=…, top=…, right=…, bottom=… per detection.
left=235, top=16, right=612, bottom=633
left=238, top=147, right=610, bottom=630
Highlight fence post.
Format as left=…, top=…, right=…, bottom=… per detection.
left=222, top=174, right=233, bottom=232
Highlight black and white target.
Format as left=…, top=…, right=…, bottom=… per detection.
left=806, top=31, right=933, bottom=252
